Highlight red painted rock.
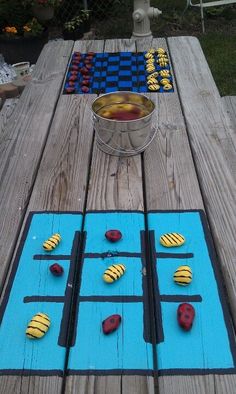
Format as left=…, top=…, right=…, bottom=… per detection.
left=102, top=314, right=121, bottom=334
left=50, top=263, right=64, bottom=276
left=81, top=86, right=89, bottom=93
left=74, top=51, right=81, bottom=56
left=82, top=79, right=90, bottom=86
left=69, top=75, right=77, bottom=82
left=70, top=65, right=79, bottom=71
left=105, top=229, right=122, bottom=243
left=70, top=71, right=78, bottom=76
left=86, top=56, right=94, bottom=61
left=80, top=67, right=89, bottom=75
left=65, top=87, right=75, bottom=94
left=83, top=75, right=91, bottom=80
left=177, top=303, right=195, bottom=331
left=88, top=51, right=95, bottom=56
left=68, top=81, right=75, bottom=87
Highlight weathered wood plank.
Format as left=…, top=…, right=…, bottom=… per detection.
left=0, top=98, right=18, bottom=137
left=65, top=38, right=155, bottom=394
left=137, top=36, right=236, bottom=394
left=168, top=36, right=236, bottom=326
left=0, top=40, right=73, bottom=291
left=0, top=40, right=102, bottom=394
left=222, top=96, right=236, bottom=133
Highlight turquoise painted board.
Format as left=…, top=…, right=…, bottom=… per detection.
left=148, top=210, right=236, bottom=373
left=0, top=210, right=235, bottom=376
left=0, top=212, right=83, bottom=375
left=68, top=211, right=154, bottom=374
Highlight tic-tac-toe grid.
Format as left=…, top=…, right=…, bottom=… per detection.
left=63, top=52, right=174, bottom=94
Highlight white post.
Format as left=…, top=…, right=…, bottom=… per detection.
left=83, top=0, right=88, bottom=10
left=132, top=0, right=162, bottom=38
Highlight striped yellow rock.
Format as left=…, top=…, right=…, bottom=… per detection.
left=26, top=312, right=50, bottom=339
left=158, top=57, right=169, bottom=64
left=147, top=77, right=158, bottom=85
left=145, top=52, right=154, bottom=59
left=147, top=71, right=159, bottom=79
left=163, top=83, right=173, bottom=91
left=156, top=48, right=166, bottom=54
left=158, top=54, right=169, bottom=60
left=103, top=264, right=126, bottom=283
left=159, top=61, right=169, bottom=68
left=43, top=233, right=61, bottom=251
left=159, top=70, right=170, bottom=77
left=148, top=48, right=156, bottom=54
left=146, top=58, right=155, bottom=64
left=146, top=66, right=156, bottom=73
left=160, top=232, right=185, bottom=247
left=160, top=78, right=170, bottom=86
left=174, top=266, right=192, bottom=286
left=148, top=84, right=160, bottom=91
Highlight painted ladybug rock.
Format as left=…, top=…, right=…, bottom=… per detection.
left=102, top=314, right=121, bottom=334
left=50, top=263, right=64, bottom=276
left=177, top=303, right=195, bottom=331
left=105, top=230, right=122, bottom=243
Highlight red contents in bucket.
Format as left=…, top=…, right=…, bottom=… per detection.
left=97, top=103, right=149, bottom=121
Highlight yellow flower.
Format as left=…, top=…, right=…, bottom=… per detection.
left=4, top=26, right=18, bottom=34
left=23, top=25, right=31, bottom=32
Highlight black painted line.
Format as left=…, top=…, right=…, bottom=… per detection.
left=149, top=230, right=164, bottom=344
left=33, top=255, right=71, bottom=260
left=199, top=210, right=236, bottom=366
left=28, top=210, right=83, bottom=215
left=24, top=296, right=65, bottom=303
left=67, top=369, right=154, bottom=376
left=58, top=231, right=81, bottom=347
left=156, top=252, right=194, bottom=259
left=0, top=369, right=63, bottom=376
left=0, top=212, right=34, bottom=324
left=160, top=295, right=202, bottom=302
left=140, top=230, right=152, bottom=344
left=158, top=368, right=236, bottom=376
left=85, top=209, right=144, bottom=214
left=84, top=252, right=142, bottom=259
left=78, top=295, right=143, bottom=302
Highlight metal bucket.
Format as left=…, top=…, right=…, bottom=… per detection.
left=92, top=91, right=156, bottom=157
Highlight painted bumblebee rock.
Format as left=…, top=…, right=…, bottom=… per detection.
left=174, top=265, right=192, bottom=286
left=145, top=52, right=154, bottom=59
left=156, top=47, right=166, bottom=54
left=148, top=48, right=156, bottom=54
left=26, top=312, right=50, bottom=339
left=159, top=69, right=170, bottom=77
left=163, top=83, right=173, bottom=91
left=50, top=263, right=64, bottom=276
left=146, top=66, right=156, bottom=73
left=103, top=264, right=126, bottom=283
left=160, top=232, right=185, bottom=247
left=43, top=233, right=61, bottom=251
left=102, top=314, right=121, bottom=334
left=147, top=71, right=159, bottom=79
left=148, top=84, right=160, bottom=91
left=146, top=58, right=155, bottom=64
left=159, top=61, right=169, bottom=68
left=177, top=303, right=195, bottom=331
left=158, top=53, right=168, bottom=59
left=160, top=78, right=171, bottom=86
left=147, top=77, right=158, bottom=85
left=105, top=229, right=122, bottom=243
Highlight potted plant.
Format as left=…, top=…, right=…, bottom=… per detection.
left=0, top=14, right=48, bottom=64
left=80, top=9, right=91, bottom=33
left=63, top=15, right=84, bottom=40
left=30, top=0, right=62, bottom=22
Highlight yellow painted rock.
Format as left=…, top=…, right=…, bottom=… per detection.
left=145, top=52, right=154, bottom=59
left=147, top=77, right=158, bottom=85
left=43, top=233, right=61, bottom=251
left=147, top=71, right=159, bottom=79
left=174, top=266, right=192, bottom=286
left=160, top=78, right=170, bottom=86
left=160, top=232, right=185, bottom=247
left=148, top=84, right=160, bottom=91
left=146, top=66, right=156, bottom=73
left=159, top=61, right=169, bottom=68
left=163, top=83, right=173, bottom=91
left=103, top=264, right=126, bottom=283
left=156, top=48, right=166, bottom=54
left=159, top=70, right=170, bottom=77
left=26, top=313, right=50, bottom=339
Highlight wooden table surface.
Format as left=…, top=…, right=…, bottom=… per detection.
left=0, top=37, right=236, bottom=394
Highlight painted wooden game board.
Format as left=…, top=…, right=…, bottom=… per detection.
left=0, top=210, right=235, bottom=376
left=63, top=52, right=174, bottom=95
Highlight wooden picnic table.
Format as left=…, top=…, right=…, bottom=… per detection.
left=0, top=36, right=236, bottom=394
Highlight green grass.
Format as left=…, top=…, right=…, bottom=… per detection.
left=199, top=33, right=236, bottom=96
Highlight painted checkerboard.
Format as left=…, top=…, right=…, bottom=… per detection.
left=63, top=52, right=174, bottom=95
